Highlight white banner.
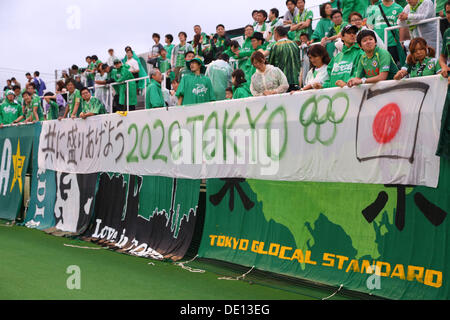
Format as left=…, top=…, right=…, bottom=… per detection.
left=38, top=76, right=448, bottom=188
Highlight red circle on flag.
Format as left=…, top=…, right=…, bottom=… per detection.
left=372, top=103, right=402, bottom=144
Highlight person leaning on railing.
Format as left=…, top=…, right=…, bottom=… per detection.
left=347, top=29, right=399, bottom=88
left=299, top=44, right=330, bottom=91
left=395, top=37, right=441, bottom=79
left=79, top=87, right=107, bottom=119
left=145, top=69, right=165, bottom=109
left=319, top=25, right=363, bottom=89
left=250, top=51, right=289, bottom=96
left=0, top=90, right=24, bottom=127
left=60, top=79, right=82, bottom=120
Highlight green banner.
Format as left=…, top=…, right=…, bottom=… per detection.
left=0, top=125, right=35, bottom=221
left=198, top=158, right=450, bottom=300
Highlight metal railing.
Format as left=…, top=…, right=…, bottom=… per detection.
left=384, top=16, right=444, bottom=59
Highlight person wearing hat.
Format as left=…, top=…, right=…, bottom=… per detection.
left=268, top=26, right=301, bottom=92
left=110, top=59, right=137, bottom=112
left=321, top=24, right=363, bottom=88
left=145, top=68, right=166, bottom=109
left=0, top=90, right=24, bottom=126
left=347, top=29, right=398, bottom=87
left=176, top=57, right=215, bottom=106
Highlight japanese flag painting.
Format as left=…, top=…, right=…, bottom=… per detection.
left=356, top=82, right=432, bottom=163
left=355, top=79, right=444, bottom=188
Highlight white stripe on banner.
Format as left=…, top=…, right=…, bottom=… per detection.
left=38, top=76, right=448, bottom=188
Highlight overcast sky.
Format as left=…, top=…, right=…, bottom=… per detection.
left=0, top=0, right=325, bottom=93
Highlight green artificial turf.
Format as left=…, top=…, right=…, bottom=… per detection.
left=0, top=226, right=357, bottom=300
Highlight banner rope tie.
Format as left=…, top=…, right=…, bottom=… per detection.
left=322, top=284, right=344, bottom=300
left=173, top=255, right=205, bottom=273
left=218, top=266, right=255, bottom=281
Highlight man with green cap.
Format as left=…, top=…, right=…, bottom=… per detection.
left=0, top=90, right=24, bottom=126
left=176, top=57, right=215, bottom=106
left=111, top=59, right=137, bottom=111
left=145, top=68, right=165, bottom=109
left=321, top=24, right=364, bottom=88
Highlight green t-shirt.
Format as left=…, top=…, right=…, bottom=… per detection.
left=232, top=84, right=252, bottom=99
left=24, top=94, right=44, bottom=121
left=157, top=57, right=171, bottom=74
left=46, top=100, right=59, bottom=121
left=311, top=18, right=333, bottom=42
left=406, top=56, right=442, bottom=78
left=436, top=0, right=447, bottom=14
left=357, top=47, right=399, bottom=79
left=68, top=89, right=82, bottom=117
left=292, top=9, right=314, bottom=40
left=175, top=45, right=189, bottom=68
left=164, top=44, right=175, bottom=60
left=145, top=79, right=165, bottom=109
left=176, top=73, right=216, bottom=106
left=371, top=2, right=403, bottom=47
left=0, top=99, right=23, bottom=125
left=81, top=97, right=106, bottom=115
left=323, top=44, right=364, bottom=88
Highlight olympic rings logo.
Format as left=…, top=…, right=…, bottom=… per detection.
left=299, top=93, right=350, bottom=146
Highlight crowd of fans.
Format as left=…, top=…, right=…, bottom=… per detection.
left=1, top=0, right=450, bottom=127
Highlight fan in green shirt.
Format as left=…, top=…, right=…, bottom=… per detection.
left=111, top=60, right=138, bottom=110
left=22, top=91, right=44, bottom=122
left=231, top=69, right=253, bottom=99
left=311, top=2, right=334, bottom=43
left=79, top=88, right=107, bottom=119
left=322, top=25, right=363, bottom=88
left=43, top=93, right=60, bottom=121
left=369, top=0, right=403, bottom=49
left=321, top=9, right=344, bottom=58
left=395, top=37, right=442, bottom=79
left=145, top=70, right=165, bottom=109
left=348, top=29, right=398, bottom=87
left=176, top=58, right=215, bottom=106
left=289, top=0, right=313, bottom=42
left=61, top=79, right=82, bottom=119
left=0, top=90, right=24, bottom=126
left=342, top=0, right=370, bottom=22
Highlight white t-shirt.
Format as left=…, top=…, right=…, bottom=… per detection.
left=126, top=58, right=140, bottom=73
left=304, top=64, right=329, bottom=87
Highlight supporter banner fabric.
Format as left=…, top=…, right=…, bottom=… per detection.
left=0, top=125, right=34, bottom=221
left=82, top=173, right=200, bottom=261
left=197, top=159, right=450, bottom=300
left=24, top=124, right=56, bottom=230
left=38, top=76, right=447, bottom=188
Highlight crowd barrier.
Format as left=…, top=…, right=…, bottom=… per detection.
left=1, top=75, right=449, bottom=300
